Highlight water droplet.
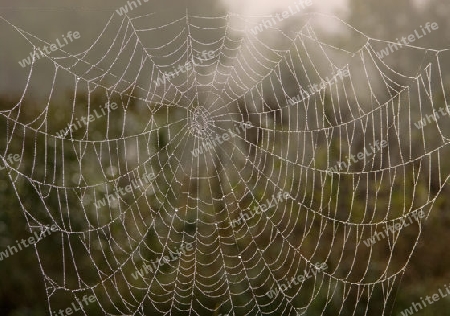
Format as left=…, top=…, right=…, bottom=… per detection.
left=238, top=255, right=241, bottom=259
left=175, top=208, right=178, bottom=212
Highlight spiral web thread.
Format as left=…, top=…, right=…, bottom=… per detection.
left=1, top=8, right=450, bottom=316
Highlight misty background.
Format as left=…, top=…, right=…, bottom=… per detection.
left=0, top=0, right=450, bottom=315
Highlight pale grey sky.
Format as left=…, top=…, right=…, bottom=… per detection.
left=222, top=0, right=347, bottom=16
left=1, top=0, right=438, bottom=95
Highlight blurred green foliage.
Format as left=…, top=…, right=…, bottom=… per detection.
left=1, top=1, right=450, bottom=315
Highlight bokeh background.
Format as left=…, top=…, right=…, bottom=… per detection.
left=0, top=0, right=450, bottom=315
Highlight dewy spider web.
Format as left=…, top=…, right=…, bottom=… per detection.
left=1, top=8, right=450, bottom=316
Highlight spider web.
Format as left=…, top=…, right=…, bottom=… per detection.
left=1, top=8, right=450, bottom=316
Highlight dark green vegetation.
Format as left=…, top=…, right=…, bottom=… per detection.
left=1, top=0, right=450, bottom=315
